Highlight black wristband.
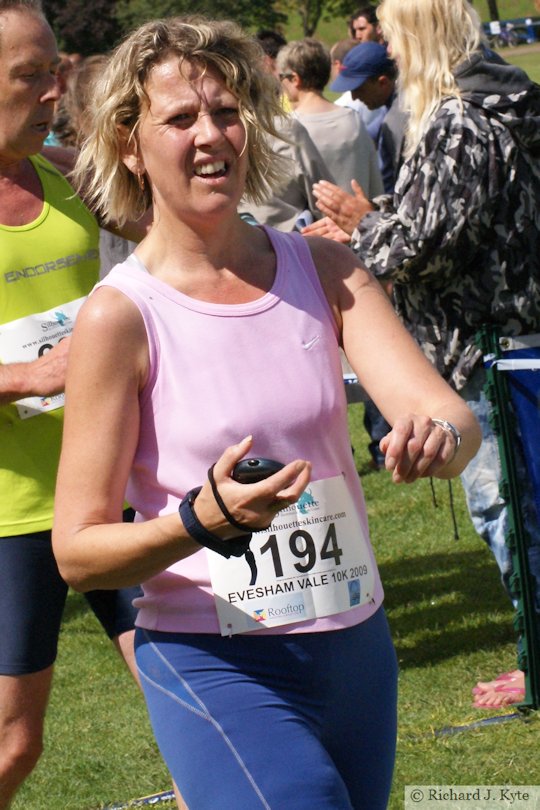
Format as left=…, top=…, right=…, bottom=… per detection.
left=179, top=486, right=252, bottom=559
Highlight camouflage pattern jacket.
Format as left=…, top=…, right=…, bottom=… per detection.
left=352, top=51, right=540, bottom=390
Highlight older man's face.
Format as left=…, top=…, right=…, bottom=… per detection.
left=0, top=9, right=60, bottom=165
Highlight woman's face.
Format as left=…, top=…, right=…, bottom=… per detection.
left=131, top=57, right=248, bottom=225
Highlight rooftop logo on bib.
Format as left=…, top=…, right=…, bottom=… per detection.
left=250, top=593, right=306, bottom=626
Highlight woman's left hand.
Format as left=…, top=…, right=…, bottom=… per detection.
left=193, top=436, right=312, bottom=538
left=380, top=415, right=460, bottom=484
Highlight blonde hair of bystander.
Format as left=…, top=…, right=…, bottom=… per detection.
left=377, top=0, right=481, bottom=157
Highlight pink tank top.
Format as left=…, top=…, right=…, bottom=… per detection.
left=97, top=227, right=383, bottom=633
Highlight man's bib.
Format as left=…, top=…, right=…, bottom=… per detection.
left=0, top=154, right=99, bottom=535
left=0, top=296, right=85, bottom=418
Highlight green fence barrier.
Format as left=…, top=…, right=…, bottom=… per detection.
left=478, top=326, right=540, bottom=710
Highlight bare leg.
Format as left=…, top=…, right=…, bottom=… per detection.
left=112, top=629, right=140, bottom=687
left=0, top=667, right=54, bottom=809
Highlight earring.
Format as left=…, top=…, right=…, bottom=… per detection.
left=136, top=170, right=146, bottom=191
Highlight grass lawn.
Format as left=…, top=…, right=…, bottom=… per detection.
left=12, top=401, right=539, bottom=809
left=502, top=45, right=540, bottom=81
left=11, top=24, right=540, bottom=810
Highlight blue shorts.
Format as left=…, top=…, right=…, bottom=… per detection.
left=136, top=607, right=398, bottom=810
left=0, top=517, right=142, bottom=676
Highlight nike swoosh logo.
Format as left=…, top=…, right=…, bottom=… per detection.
left=302, top=336, right=320, bottom=350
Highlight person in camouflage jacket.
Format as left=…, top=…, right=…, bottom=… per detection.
left=308, top=51, right=540, bottom=390
left=350, top=53, right=540, bottom=391
left=304, top=0, right=540, bottom=709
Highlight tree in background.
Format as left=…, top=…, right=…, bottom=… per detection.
left=40, top=0, right=537, bottom=53
left=290, top=0, right=326, bottom=36
left=286, top=0, right=378, bottom=37
left=486, top=0, right=502, bottom=19
left=115, top=0, right=287, bottom=36
left=42, top=0, right=122, bottom=55
left=43, top=0, right=287, bottom=54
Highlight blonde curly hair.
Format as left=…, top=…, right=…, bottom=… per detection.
left=73, top=16, right=287, bottom=225
left=377, top=0, right=481, bottom=158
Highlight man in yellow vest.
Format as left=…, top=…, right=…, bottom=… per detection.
left=0, top=2, right=147, bottom=805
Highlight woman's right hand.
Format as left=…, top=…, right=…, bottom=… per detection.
left=192, top=436, right=312, bottom=539
left=301, top=216, right=351, bottom=244
left=310, top=179, right=374, bottom=235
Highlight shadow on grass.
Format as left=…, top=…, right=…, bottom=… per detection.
left=379, top=548, right=516, bottom=669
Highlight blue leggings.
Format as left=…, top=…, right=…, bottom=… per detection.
left=135, top=608, right=397, bottom=809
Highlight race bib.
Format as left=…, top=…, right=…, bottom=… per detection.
left=0, top=297, right=85, bottom=418
left=207, top=475, right=375, bottom=636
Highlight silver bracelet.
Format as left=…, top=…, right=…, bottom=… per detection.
left=431, top=418, right=462, bottom=461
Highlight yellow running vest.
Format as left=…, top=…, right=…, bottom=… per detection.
left=0, top=154, right=99, bottom=535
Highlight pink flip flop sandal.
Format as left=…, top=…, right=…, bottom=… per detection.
left=472, top=670, right=522, bottom=696
left=473, top=681, right=525, bottom=709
